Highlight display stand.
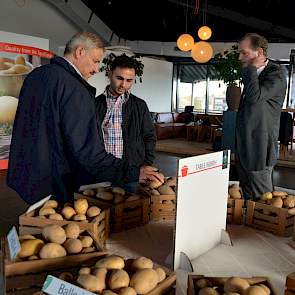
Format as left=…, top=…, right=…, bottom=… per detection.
left=173, top=150, right=231, bottom=271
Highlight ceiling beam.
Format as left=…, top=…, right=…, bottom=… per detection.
left=167, top=0, right=295, bottom=40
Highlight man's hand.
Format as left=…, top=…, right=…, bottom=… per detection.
left=139, top=166, right=164, bottom=183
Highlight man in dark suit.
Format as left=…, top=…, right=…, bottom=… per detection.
left=236, top=33, right=287, bottom=200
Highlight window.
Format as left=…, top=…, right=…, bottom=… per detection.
left=192, top=81, right=206, bottom=112
left=177, top=82, right=192, bottom=110
left=207, top=80, right=227, bottom=112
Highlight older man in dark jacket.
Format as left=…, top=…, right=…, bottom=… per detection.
left=236, top=33, right=287, bottom=200
left=7, top=32, right=162, bottom=206
left=95, top=55, right=156, bottom=192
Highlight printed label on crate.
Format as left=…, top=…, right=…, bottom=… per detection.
left=42, top=275, right=96, bottom=295
left=7, top=226, right=20, bottom=260
left=26, top=195, right=52, bottom=214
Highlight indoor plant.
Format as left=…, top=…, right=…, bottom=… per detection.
left=100, top=52, right=144, bottom=83
left=212, top=45, right=242, bottom=111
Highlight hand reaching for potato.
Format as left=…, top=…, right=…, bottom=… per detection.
left=139, top=165, right=164, bottom=184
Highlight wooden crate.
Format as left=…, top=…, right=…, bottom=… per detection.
left=187, top=275, right=278, bottom=295
left=227, top=199, right=244, bottom=224
left=76, top=193, right=150, bottom=233
left=150, top=194, right=176, bottom=221
left=19, top=200, right=110, bottom=250
left=245, top=200, right=294, bottom=236
left=286, top=272, right=295, bottom=295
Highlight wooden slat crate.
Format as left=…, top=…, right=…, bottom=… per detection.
left=187, top=275, right=278, bottom=295
left=76, top=193, right=150, bottom=233
left=19, top=200, right=110, bottom=250
left=227, top=199, right=244, bottom=224
left=245, top=200, right=294, bottom=236
left=286, top=272, right=295, bottom=295
left=150, top=194, right=176, bottom=221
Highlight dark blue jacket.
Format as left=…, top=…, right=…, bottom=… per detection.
left=7, top=57, right=139, bottom=204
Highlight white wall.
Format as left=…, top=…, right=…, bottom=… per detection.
left=88, top=57, right=173, bottom=112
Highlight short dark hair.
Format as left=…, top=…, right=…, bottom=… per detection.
left=110, top=54, right=137, bottom=71
left=64, top=32, right=104, bottom=55
left=240, top=33, right=268, bottom=56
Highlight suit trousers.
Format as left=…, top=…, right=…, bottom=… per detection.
left=236, top=161, right=273, bottom=200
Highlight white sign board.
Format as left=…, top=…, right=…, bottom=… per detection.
left=7, top=226, right=20, bottom=260
left=174, top=150, right=230, bottom=270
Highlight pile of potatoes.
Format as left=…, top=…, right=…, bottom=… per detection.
left=58, top=255, right=167, bottom=295
left=194, top=276, right=272, bottom=295
left=0, top=56, right=31, bottom=75
left=228, top=184, right=242, bottom=200
left=82, top=187, right=141, bottom=205
left=28, top=198, right=102, bottom=222
left=17, top=223, right=97, bottom=261
left=143, top=175, right=176, bottom=198
left=259, top=191, right=295, bottom=215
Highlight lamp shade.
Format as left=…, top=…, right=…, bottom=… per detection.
left=191, top=41, right=213, bottom=63
left=198, top=26, right=212, bottom=40
left=177, top=34, right=194, bottom=51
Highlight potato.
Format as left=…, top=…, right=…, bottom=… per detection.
left=272, top=191, right=288, bottom=197
left=95, top=255, right=125, bottom=269
left=270, top=197, right=283, bottom=208
left=80, top=236, right=93, bottom=248
left=15, top=55, right=26, bottom=66
left=73, top=214, right=87, bottom=221
left=28, top=255, right=39, bottom=261
left=64, top=223, right=80, bottom=239
left=83, top=189, right=96, bottom=196
left=109, top=269, right=130, bottom=290
left=155, top=267, right=166, bottom=283
left=81, top=246, right=96, bottom=253
left=261, top=192, right=272, bottom=201
left=77, top=274, right=104, bottom=293
left=39, top=207, right=56, bottom=216
left=113, top=194, right=125, bottom=204
left=92, top=268, right=107, bottom=292
left=19, top=239, right=44, bottom=258
left=228, top=188, right=241, bottom=199
left=119, top=287, right=137, bottom=295
left=166, top=176, right=176, bottom=187
left=39, top=243, right=67, bottom=259
left=96, top=191, right=114, bottom=201
left=257, top=284, right=270, bottom=295
left=59, top=272, right=74, bottom=282
left=112, top=187, right=126, bottom=195
left=158, top=184, right=175, bottom=195
left=125, top=195, right=140, bottom=202
left=64, top=238, right=83, bottom=254
left=130, top=268, right=158, bottom=294
left=199, top=287, right=219, bottom=295
left=19, top=234, right=36, bottom=241
left=132, top=257, right=153, bottom=270
left=43, top=200, right=58, bottom=209
left=224, top=277, right=250, bottom=293
left=62, top=206, right=76, bottom=220
left=103, top=291, right=118, bottom=295
left=195, top=278, right=212, bottom=288
left=42, top=224, right=66, bottom=244
left=49, top=213, right=63, bottom=220
left=244, top=286, right=268, bottom=295
left=150, top=189, right=160, bottom=196
left=74, top=199, right=88, bottom=215
left=79, top=267, right=91, bottom=275
left=288, top=207, right=295, bottom=215
left=10, top=64, right=30, bottom=74
left=283, top=196, right=295, bottom=208
left=149, top=179, right=163, bottom=189
left=87, top=206, right=101, bottom=218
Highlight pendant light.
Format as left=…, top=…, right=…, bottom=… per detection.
left=191, top=41, right=213, bottom=63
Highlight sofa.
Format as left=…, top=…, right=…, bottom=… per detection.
left=154, top=112, right=187, bottom=140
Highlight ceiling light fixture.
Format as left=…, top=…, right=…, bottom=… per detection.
left=191, top=41, right=213, bottom=63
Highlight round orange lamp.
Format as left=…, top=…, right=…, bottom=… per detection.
left=177, top=34, right=194, bottom=52
left=197, top=26, right=212, bottom=40
left=191, top=41, right=213, bottom=63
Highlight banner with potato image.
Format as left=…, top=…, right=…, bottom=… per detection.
left=0, top=42, right=53, bottom=169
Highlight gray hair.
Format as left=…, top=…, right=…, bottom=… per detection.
left=64, top=32, right=104, bottom=55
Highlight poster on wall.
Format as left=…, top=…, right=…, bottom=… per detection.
left=0, top=35, right=53, bottom=170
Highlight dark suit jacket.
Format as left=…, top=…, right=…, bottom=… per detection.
left=236, top=60, right=287, bottom=171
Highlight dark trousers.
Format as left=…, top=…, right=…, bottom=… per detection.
left=236, top=161, right=273, bottom=200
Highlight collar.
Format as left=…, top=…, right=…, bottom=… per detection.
left=257, top=59, right=269, bottom=76
left=62, top=57, right=84, bottom=79
left=104, top=85, right=130, bottom=101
